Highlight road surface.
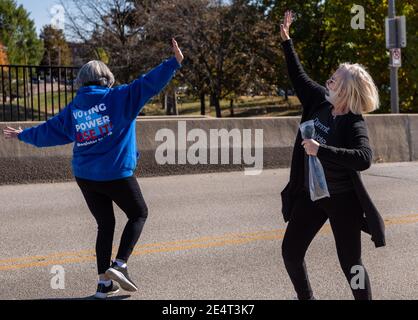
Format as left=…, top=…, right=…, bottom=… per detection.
left=0, top=162, right=417, bottom=300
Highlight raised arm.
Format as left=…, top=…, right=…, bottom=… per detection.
left=119, top=38, right=183, bottom=121
left=280, top=10, right=326, bottom=112
left=4, top=104, right=75, bottom=148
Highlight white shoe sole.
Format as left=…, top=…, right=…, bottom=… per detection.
left=105, top=268, right=138, bottom=292
left=94, top=288, right=120, bottom=299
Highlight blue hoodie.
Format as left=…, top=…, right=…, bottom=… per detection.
left=18, top=57, right=181, bottom=181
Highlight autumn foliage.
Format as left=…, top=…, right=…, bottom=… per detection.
left=0, top=42, right=8, bottom=65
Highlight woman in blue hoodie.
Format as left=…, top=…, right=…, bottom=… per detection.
left=3, top=39, right=184, bottom=299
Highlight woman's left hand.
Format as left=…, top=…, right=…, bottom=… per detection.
left=3, top=126, right=23, bottom=139
left=172, top=38, right=184, bottom=64
left=302, top=139, right=320, bottom=156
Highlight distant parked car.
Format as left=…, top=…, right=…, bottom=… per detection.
left=31, top=76, right=41, bottom=84
left=45, top=76, right=56, bottom=83
left=64, top=79, right=75, bottom=86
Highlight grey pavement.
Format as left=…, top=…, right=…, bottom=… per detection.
left=0, top=162, right=417, bottom=300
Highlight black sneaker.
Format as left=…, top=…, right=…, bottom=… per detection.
left=94, top=281, right=120, bottom=299
left=105, top=261, right=138, bottom=292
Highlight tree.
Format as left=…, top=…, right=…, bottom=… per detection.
left=150, top=0, right=277, bottom=117
left=0, top=0, right=43, bottom=65
left=0, top=41, right=8, bottom=64
left=40, top=25, right=73, bottom=66
left=318, top=0, right=418, bottom=112
left=63, top=0, right=280, bottom=117
left=61, top=0, right=418, bottom=115
left=259, top=0, right=418, bottom=112
left=147, top=0, right=212, bottom=115
left=61, top=0, right=163, bottom=83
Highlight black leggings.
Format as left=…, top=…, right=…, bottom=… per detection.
left=282, top=190, right=372, bottom=300
left=76, top=176, right=148, bottom=275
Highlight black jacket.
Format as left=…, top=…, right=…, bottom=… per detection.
left=280, top=39, right=386, bottom=248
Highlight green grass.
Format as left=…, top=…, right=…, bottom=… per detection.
left=18, top=91, right=74, bottom=115
left=2, top=93, right=302, bottom=121
left=143, top=95, right=302, bottom=117
left=0, top=91, right=75, bottom=121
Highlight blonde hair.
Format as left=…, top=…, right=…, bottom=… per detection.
left=76, top=60, right=115, bottom=88
left=332, top=63, right=379, bottom=115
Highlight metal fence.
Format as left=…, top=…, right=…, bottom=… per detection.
left=0, top=65, right=80, bottom=122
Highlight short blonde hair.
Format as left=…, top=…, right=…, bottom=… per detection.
left=76, top=60, right=115, bottom=88
left=333, top=63, right=379, bottom=115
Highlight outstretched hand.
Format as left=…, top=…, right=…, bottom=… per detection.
left=3, top=126, right=23, bottom=139
left=280, top=10, right=294, bottom=42
left=172, top=38, right=184, bottom=64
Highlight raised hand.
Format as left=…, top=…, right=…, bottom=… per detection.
left=280, top=10, right=294, bottom=42
left=3, top=126, right=23, bottom=139
left=172, top=38, right=184, bottom=64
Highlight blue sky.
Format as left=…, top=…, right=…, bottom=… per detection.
left=16, top=0, right=60, bottom=35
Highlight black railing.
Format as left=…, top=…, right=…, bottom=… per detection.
left=0, top=65, right=80, bottom=122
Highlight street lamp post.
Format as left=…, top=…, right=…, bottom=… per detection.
left=386, top=0, right=407, bottom=114
left=388, top=0, right=399, bottom=114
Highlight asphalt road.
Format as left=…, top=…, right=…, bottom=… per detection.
left=0, top=162, right=417, bottom=300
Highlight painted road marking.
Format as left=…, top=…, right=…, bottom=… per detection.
left=0, top=214, right=417, bottom=272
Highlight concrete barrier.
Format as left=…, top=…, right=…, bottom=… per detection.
left=0, top=114, right=417, bottom=185
left=365, top=114, right=411, bottom=163
left=406, top=115, right=418, bottom=162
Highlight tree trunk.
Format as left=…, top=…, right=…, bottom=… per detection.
left=210, top=93, right=216, bottom=107
left=214, top=95, right=222, bottom=118
left=165, top=89, right=177, bottom=115
left=230, top=99, right=234, bottom=117
left=200, top=93, right=206, bottom=116
left=160, top=92, right=166, bottom=109
left=285, top=85, right=289, bottom=101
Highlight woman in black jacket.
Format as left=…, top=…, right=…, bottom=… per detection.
left=279, top=11, right=385, bottom=300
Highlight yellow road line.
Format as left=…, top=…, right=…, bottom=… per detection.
left=0, top=229, right=284, bottom=265
left=0, top=229, right=287, bottom=271
left=0, top=215, right=417, bottom=272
